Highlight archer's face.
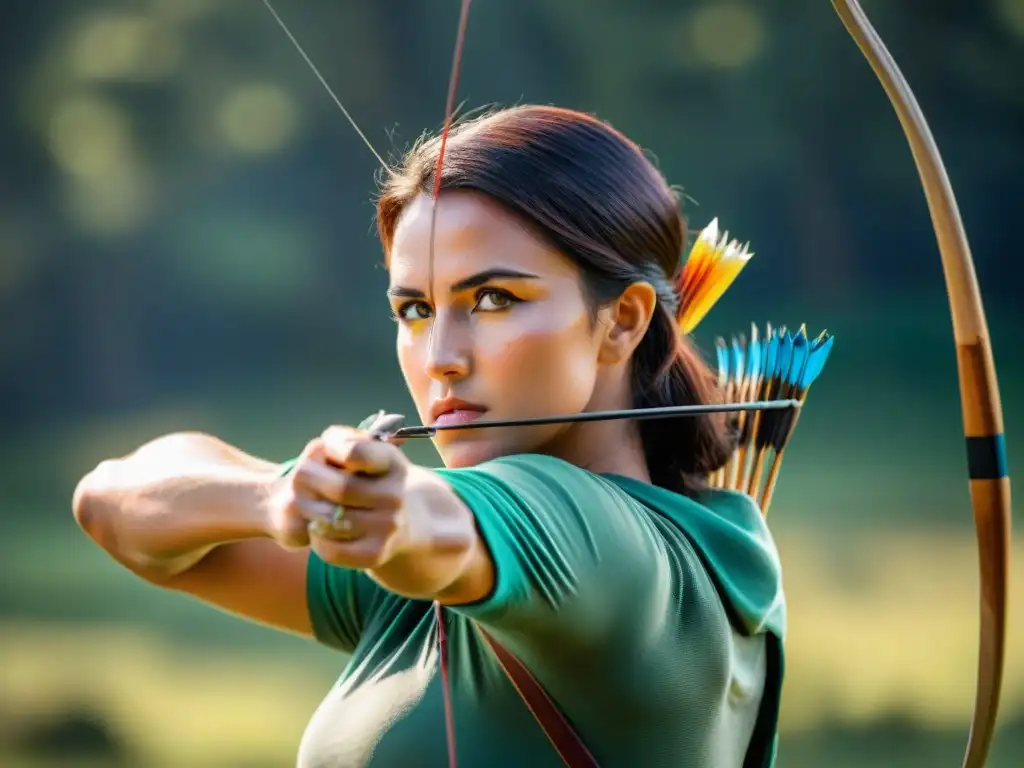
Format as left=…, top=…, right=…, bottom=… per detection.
left=387, top=191, right=605, bottom=468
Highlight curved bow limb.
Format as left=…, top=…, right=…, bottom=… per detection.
left=831, top=2, right=1011, bottom=766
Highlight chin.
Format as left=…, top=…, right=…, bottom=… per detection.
left=436, top=436, right=519, bottom=469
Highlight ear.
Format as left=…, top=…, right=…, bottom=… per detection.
left=595, top=281, right=658, bottom=365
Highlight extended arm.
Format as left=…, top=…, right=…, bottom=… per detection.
left=72, top=432, right=313, bottom=636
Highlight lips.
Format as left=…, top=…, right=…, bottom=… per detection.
left=430, top=397, right=488, bottom=427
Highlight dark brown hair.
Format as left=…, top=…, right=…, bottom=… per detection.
left=376, top=105, right=735, bottom=496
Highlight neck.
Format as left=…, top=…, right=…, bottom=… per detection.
left=541, top=377, right=651, bottom=483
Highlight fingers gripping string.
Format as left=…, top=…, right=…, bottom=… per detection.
left=259, top=0, right=390, bottom=170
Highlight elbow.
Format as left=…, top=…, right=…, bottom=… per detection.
left=71, top=463, right=171, bottom=585
left=72, top=461, right=115, bottom=541
left=71, top=431, right=198, bottom=540
left=72, top=462, right=125, bottom=561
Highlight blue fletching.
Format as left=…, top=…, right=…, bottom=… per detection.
left=800, top=333, right=835, bottom=389
left=730, top=336, right=745, bottom=383
left=787, top=328, right=809, bottom=387
left=764, top=330, right=780, bottom=381
left=760, top=325, right=772, bottom=376
left=775, top=331, right=794, bottom=382
left=716, top=338, right=729, bottom=379
left=746, top=332, right=762, bottom=379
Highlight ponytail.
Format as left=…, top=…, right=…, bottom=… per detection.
left=632, top=303, right=737, bottom=496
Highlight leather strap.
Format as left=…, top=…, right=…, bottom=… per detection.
left=477, top=626, right=775, bottom=767
left=479, top=629, right=600, bottom=768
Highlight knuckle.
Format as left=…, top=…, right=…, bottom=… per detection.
left=323, top=429, right=367, bottom=466
left=384, top=445, right=406, bottom=468
left=292, top=461, right=315, bottom=487
left=330, top=472, right=350, bottom=501
left=369, top=443, right=391, bottom=466
left=339, top=441, right=362, bottom=466
left=321, top=425, right=355, bottom=446
left=297, top=496, right=333, bottom=521
left=292, top=458, right=325, bottom=492
left=375, top=486, right=403, bottom=510
left=377, top=513, right=401, bottom=536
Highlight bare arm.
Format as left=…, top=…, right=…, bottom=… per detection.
left=72, top=432, right=313, bottom=636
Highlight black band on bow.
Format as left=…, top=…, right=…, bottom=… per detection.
left=966, top=434, right=1009, bottom=480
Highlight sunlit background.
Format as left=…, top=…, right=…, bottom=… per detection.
left=1, top=0, right=1022, bottom=766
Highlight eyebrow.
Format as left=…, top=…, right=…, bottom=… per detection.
left=387, top=268, right=540, bottom=299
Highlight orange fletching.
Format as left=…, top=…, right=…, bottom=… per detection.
left=676, top=218, right=754, bottom=334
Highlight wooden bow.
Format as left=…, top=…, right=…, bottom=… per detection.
left=831, top=2, right=1011, bottom=766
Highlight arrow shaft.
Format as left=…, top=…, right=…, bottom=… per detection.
left=394, top=399, right=800, bottom=439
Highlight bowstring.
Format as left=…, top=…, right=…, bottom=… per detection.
left=429, top=9, right=473, bottom=768
left=259, top=0, right=390, bottom=170
left=260, top=3, right=473, bottom=764
left=427, top=0, right=473, bottom=309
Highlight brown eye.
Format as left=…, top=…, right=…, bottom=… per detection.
left=474, top=289, right=517, bottom=312
left=396, top=301, right=433, bottom=322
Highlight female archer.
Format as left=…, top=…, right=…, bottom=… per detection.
left=73, top=105, right=787, bottom=767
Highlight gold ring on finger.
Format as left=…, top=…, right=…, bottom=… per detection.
left=328, top=511, right=359, bottom=540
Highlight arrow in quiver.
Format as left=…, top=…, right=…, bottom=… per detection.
left=707, top=324, right=834, bottom=515
left=676, top=218, right=753, bottom=335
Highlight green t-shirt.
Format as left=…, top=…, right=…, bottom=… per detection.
left=297, top=454, right=785, bottom=768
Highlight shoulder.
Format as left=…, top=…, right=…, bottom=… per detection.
left=435, top=453, right=642, bottom=523
left=435, top=453, right=660, bottom=571
left=440, top=452, right=600, bottom=482
left=438, top=452, right=629, bottom=497
left=440, top=456, right=671, bottom=629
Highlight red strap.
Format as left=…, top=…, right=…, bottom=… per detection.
left=434, top=603, right=599, bottom=768
left=434, top=602, right=458, bottom=768
left=479, top=629, right=600, bottom=768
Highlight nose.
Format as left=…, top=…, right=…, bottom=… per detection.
left=425, top=310, right=471, bottom=382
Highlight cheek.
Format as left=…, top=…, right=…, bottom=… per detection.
left=396, top=302, right=601, bottom=468
left=469, top=301, right=601, bottom=446
left=396, top=329, right=431, bottom=419
left=482, top=317, right=597, bottom=411
left=439, top=318, right=597, bottom=468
